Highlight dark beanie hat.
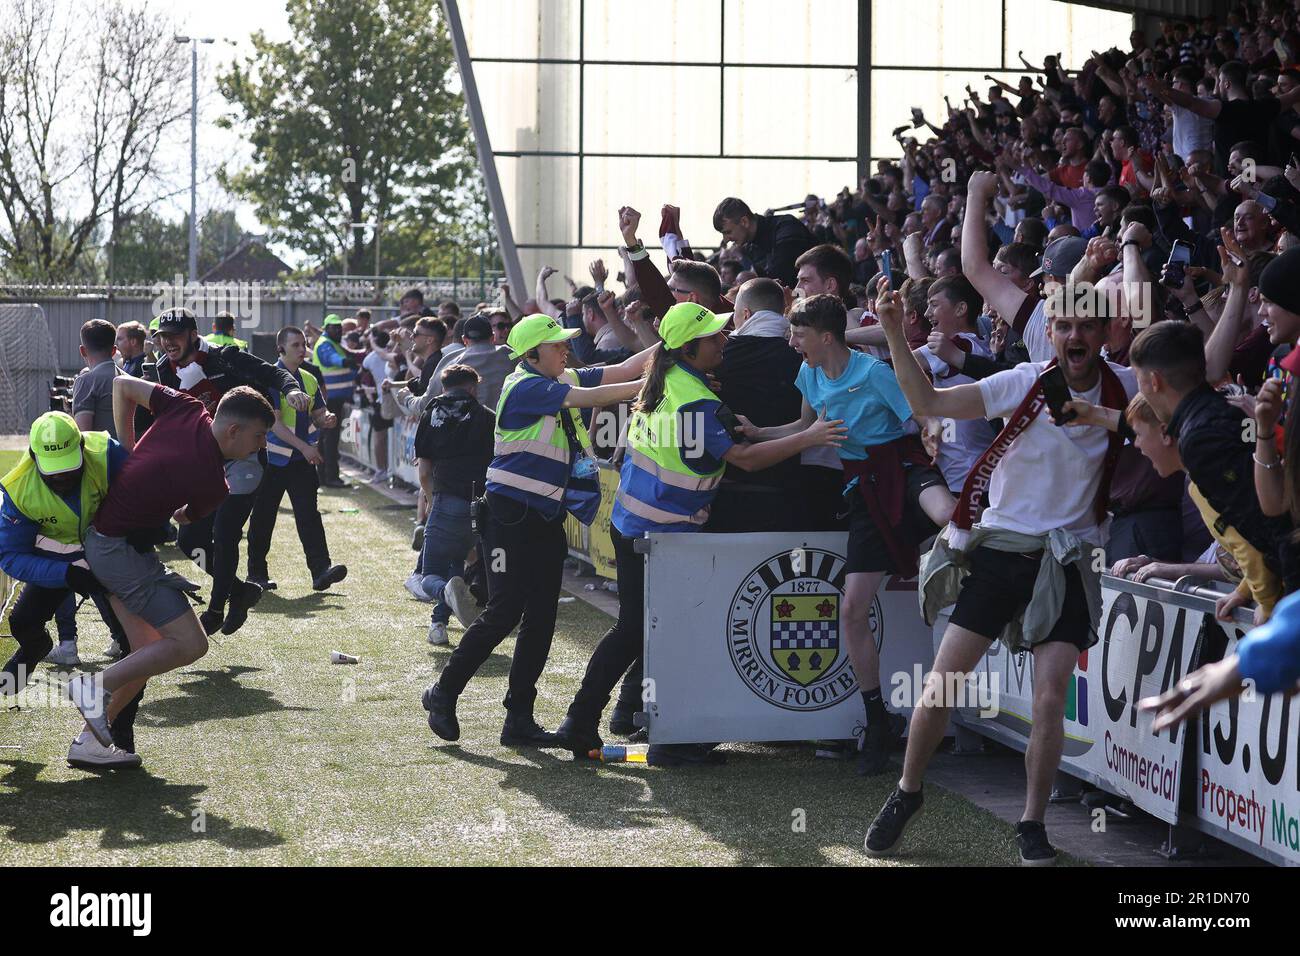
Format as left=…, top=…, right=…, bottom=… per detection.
left=1259, top=248, right=1300, bottom=315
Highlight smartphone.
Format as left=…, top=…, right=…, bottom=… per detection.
left=880, top=250, right=894, bottom=288
left=1162, top=240, right=1192, bottom=288
left=715, top=404, right=745, bottom=442
left=911, top=107, right=924, bottom=127
left=1041, top=365, right=1076, bottom=425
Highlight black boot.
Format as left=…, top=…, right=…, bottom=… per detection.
left=555, top=714, right=604, bottom=758
left=500, top=712, right=561, bottom=748
left=858, top=711, right=906, bottom=776
left=421, top=683, right=460, bottom=741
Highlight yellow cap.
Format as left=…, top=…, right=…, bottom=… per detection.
left=28, top=412, right=83, bottom=476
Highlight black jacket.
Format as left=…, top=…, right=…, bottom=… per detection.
left=157, top=341, right=299, bottom=414
left=421, top=390, right=496, bottom=500
left=743, top=214, right=817, bottom=287
left=716, top=332, right=804, bottom=489
left=1167, top=383, right=1291, bottom=573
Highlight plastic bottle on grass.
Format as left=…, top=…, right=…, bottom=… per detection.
left=589, top=744, right=648, bottom=763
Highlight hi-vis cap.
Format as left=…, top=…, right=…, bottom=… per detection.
left=29, top=412, right=83, bottom=476
left=659, top=302, right=727, bottom=350
left=323, top=313, right=343, bottom=327
left=507, top=314, right=580, bottom=359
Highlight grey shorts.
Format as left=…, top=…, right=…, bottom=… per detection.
left=84, top=527, right=198, bottom=628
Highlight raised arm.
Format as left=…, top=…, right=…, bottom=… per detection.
left=962, top=171, right=1031, bottom=323
left=535, top=267, right=562, bottom=319
left=112, top=375, right=158, bottom=452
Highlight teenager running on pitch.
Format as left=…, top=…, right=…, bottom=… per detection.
left=152, top=307, right=309, bottom=635
left=66, top=377, right=273, bottom=752
left=245, top=326, right=347, bottom=593
left=865, top=279, right=1134, bottom=865
left=739, top=293, right=955, bottom=774
left=555, top=302, right=846, bottom=765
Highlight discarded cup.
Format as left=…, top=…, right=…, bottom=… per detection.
left=339, top=508, right=360, bottom=514
left=558, top=596, right=575, bottom=604
left=330, top=651, right=359, bottom=664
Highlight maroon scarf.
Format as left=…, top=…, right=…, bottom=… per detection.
left=953, top=359, right=1128, bottom=532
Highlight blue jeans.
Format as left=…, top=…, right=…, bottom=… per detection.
left=419, top=493, right=475, bottom=625
left=55, top=593, right=77, bottom=643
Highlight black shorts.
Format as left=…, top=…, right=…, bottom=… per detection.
left=844, top=464, right=946, bottom=575
left=948, top=545, right=1094, bottom=651
left=371, top=409, right=393, bottom=431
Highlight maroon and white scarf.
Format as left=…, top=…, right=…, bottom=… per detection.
left=953, top=359, right=1128, bottom=533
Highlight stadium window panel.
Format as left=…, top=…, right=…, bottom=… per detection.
left=460, top=0, right=581, bottom=60
left=473, top=62, right=580, bottom=154
left=583, top=0, right=722, bottom=64
left=723, top=0, right=856, bottom=66
left=871, top=0, right=1002, bottom=70
left=1004, top=0, right=1134, bottom=71
left=723, top=66, right=857, bottom=159
left=584, top=65, right=722, bottom=155
left=492, top=155, right=579, bottom=249
left=871, top=68, right=1034, bottom=160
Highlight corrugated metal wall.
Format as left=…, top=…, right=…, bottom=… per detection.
left=14, top=297, right=324, bottom=374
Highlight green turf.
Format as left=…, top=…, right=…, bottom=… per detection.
left=0, top=480, right=1070, bottom=866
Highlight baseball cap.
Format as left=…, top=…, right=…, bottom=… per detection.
left=29, top=412, right=83, bottom=476
left=461, top=315, right=492, bottom=341
left=323, top=313, right=343, bottom=327
left=155, top=307, right=197, bottom=333
left=506, top=314, right=580, bottom=359
left=224, top=456, right=262, bottom=495
left=1031, top=236, right=1087, bottom=279
left=659, top=302, right=727, bottom=350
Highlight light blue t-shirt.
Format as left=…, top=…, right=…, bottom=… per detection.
left=795, top=349, right=912, bottom=461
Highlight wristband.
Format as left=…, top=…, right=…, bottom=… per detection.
left=1258, top=431, right=1276, bottom=442
left=1254, top=453, right=1281, bottom=470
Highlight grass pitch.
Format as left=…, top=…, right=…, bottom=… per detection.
left=0, top=480, right=1054, bottom=866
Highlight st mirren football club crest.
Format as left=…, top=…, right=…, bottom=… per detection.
left=727, top=548, right=880, bottom=712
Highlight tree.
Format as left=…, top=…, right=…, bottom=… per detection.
left=108, top=211, right=186, bottom=284
left=0, top=0, right=189, bottom=280
left=217, top=0, right=480, bottom=276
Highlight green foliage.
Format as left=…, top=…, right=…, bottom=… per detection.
left=217, top=0, right=490, bottom=276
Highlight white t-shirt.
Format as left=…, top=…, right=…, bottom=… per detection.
left=975, top=360, right=1137, bottom=545
left=362, top=351, right=391, bottom=391
left=1022, top=299, right=1052, bottom=364
left=923, top=332, right=997, bottom=493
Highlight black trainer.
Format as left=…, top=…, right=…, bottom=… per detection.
left=246, top=575, right=277, bottom=591
left=312, top=564, right=348, bottom=591
left=555, top=715, right=603, bottom=758
left=863, top=785, right=924, bottom=856
left=500, top=713, right=562, bottom=748
left=857, top=711, right=906, bottom=776
left=199, top=609, right=224, bottom=637
left=1015, top=821, right=1057, bottom=866
left=421, top=683, right=460, bottom=741
left=221, top=580, right=264, bottom=635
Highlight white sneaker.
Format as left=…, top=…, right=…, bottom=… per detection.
left=427, top=621, right=449, bottom=645
left=444, top=576, right=480, bottom=630
left=405, top=572, right=432, bottom=602
left=65, top=673, right=113, bottom=746
left=370, top=469, right=390, bottom=484
left=67, top=731, right=141, bottom=770
left=44, top=642, right=80, bottom=667
left=102, top=639, right=122, bottom=659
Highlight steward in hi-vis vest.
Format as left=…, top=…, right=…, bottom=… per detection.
left=247, top=326, right=348, bottom=595
left=555, top=301, right=846, bottom=766
left=0, top=412, right=144, bottom=767
left=421, top=313, right=657, bottom=750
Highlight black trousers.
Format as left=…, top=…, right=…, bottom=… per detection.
left=436, top=493, right=567, bottom=716
left=177, top=490, right=258, bottom=611
left=317, top=397, right=347, bottom=483
left=3, top=582, right=143, bottom=748
left=247, top=459, right=330, bottom=578
left=568, top=526, right=645, bottom=725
